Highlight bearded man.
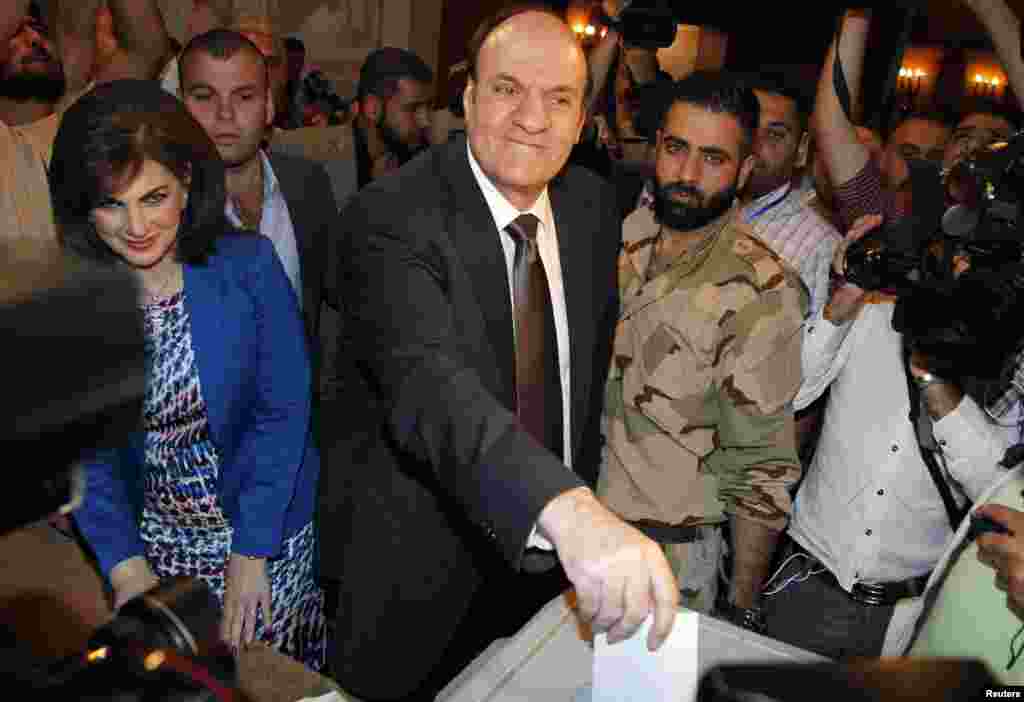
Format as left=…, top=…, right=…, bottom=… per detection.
left=0, top=2, right=64, bottom=126
left=597, top=71, right=808, bottom=631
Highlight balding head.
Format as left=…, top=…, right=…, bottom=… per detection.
left=467, top=4, right=591, bottom=104
left=462, top=6, right=588, bottom=210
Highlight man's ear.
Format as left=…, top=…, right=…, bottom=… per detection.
left=795, top=130, right=810, bottom=169
left=462, top=79, right=475, bottom=124
left=737, top=153, right=756, bottom=192
left=264, top=85, right=275, bottom=127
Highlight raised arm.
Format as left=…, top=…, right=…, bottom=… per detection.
left=812, top=9, right=872, bottom=190
left=967, top=0, right=1024, bottom=111
left=104, top=0, right=174, bottom=81
left=0, top=1, right=31, bottom=53
left=586, top=1, right=631, bottom=116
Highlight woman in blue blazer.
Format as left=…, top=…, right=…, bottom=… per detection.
left=51, top=80, right=324, bottom=670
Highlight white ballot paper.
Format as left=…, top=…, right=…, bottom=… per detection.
left=592, top=609, right=700, bottom=702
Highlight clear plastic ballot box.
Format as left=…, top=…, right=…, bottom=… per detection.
left=437, top=592, right=827, bottom=702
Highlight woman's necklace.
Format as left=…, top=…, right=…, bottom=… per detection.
left=140, top=265, right=181, bottom=304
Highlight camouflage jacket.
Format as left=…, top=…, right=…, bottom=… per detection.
left=597, top=205, right=808, bottom=531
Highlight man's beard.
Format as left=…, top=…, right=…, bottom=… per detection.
left=0, top=68, right=66, bottom=103
left=653, top=180, right=738, bottom=231
left=376, top=114, right=425, bottom=166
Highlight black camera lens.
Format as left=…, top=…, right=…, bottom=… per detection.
left=89, top=577, right=224, bottom=658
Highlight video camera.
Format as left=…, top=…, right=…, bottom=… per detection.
left=302, top=71, right=348, bottom=113
left=5, top=578, right=239, bottom=701
left=0, top=247, right=240, bottom=700
left=842, top=132, right=1024, bottom=387
left=600, top=1, right=678, bottom=49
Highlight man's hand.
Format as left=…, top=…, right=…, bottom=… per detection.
left=109, top=555, right=160, bottom=609
left=538, top=487, right=679, bottom=650
left=824, top=213, right=881, bottom=324
left=0, top=1, right=31, bottom=65
left=976, top=504, right=1024, bottom=620
left=223, top=553, right=272, bottom=652
left=622, top=46, right=658, bottom=86
left=602, top=0, right=631, bottom=21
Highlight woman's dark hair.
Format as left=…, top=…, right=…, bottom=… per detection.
left=50, top=79, right=227, bottom=266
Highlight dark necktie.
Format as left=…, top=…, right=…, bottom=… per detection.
left=506, top=213, right=563, bottom=459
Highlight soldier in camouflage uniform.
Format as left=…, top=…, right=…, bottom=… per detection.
left=597, top=72, right=808, bottom=625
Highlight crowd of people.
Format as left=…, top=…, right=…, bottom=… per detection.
left=7, top=0, right=1024, bottom=699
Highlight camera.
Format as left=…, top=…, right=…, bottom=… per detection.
left=843, top=132, right=1024, bottom=387
left=0, top=249, right=239, bottom=699
left=3, top=577, right=239, bottom=701
left=301, top=71, right=349, bottom=116
left=600, top=1, right=678, bottom=49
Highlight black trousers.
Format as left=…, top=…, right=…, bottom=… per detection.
left=328, top=563, right=569, bottom=702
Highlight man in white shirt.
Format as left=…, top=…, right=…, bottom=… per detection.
left=760, top=213, right=1018, bottom=659
left=179, top=29, right=337, bottom=389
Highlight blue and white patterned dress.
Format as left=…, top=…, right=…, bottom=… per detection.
left=137, top=290, right=325, bottom=670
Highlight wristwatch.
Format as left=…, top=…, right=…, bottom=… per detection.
left=913, top=371, right=946, bottom=390
left=723, top=602, right=767, bottom=633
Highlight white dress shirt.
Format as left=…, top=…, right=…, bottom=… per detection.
left=466, top=144, right=572, bottom=465
left=467, top=145, right=573, bottom=551
left=225, top=151, right=303, bottom=307
left=789, top=301, right=1018, bottom=592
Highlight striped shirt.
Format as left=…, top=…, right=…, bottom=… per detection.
left=832, top=158, right=910, bottom=233
left=741, top=179, right=841, bottom=319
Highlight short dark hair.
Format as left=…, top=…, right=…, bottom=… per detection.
left=656, top=71, right=760, bottom=158
left=887, top=109, right=953, bottom=140
left=356, top=47, right=433, bottom=102
left=179, top=29, right=269, bottom=90
left=50, top=80, right=227, bottom=266
left=742, top=70, right=811, bottom=132
left=956, top=96, right=1022, bottom=133
left=465, top=3, right=592, bottom=104
left=284, top=37, right=305, bottom=53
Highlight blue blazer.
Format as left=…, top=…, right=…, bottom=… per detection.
left=74, top=233, right=319, bottom=578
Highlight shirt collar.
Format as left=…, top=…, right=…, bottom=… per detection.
left=743, top=180, right=794, bottom=212
left=258, top=149, right=281, bottom=200
left=466, top=141, right=552, bottom=234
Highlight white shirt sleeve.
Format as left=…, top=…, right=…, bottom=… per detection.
left=794, top=304, right=859, bottom=411
left=934, top=396, right=1018, bottom=500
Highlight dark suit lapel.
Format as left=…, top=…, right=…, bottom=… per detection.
left=439, top=141, right=516, bottom=409
left=550, top=179, right=591, bottom=462
left=267, top=153, right=319, bottom=337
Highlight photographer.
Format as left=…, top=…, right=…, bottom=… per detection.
left=760, top=197, right=1021, bottom=658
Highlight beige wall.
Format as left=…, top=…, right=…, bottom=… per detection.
left=160, top=0, right=444, bottom=98
left=274, top=0, right=442, bottom=97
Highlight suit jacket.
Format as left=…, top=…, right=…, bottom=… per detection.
left=74, top=234, right=319, bottom=578
left=320, top=136, right=620, bottom=698
left=271, top=124, right=358, bottom=209
left=265, top=150, right=340, bottom=378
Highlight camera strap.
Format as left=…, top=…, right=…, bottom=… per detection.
left=903, top=347, right=969, bottom=531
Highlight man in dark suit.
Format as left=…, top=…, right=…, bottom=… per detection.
left=321, top=6, right=679, bottom=701
left=178, top=29, right=337, bottom=381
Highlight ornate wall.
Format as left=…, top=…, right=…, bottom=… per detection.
left=159, top=0, right=443, bottom=98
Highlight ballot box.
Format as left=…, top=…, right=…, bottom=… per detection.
left=437, top=592, right=826, bottom=702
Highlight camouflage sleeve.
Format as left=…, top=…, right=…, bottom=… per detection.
left=703, top=269, right=805, bottom=532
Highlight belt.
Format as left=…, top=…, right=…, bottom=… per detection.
left=631, top=519, right=719, bottom=544
left=790, top=540, right=931, bottom=606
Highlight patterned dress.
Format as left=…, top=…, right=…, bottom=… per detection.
left=137, top=290, right=325, bottom=670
